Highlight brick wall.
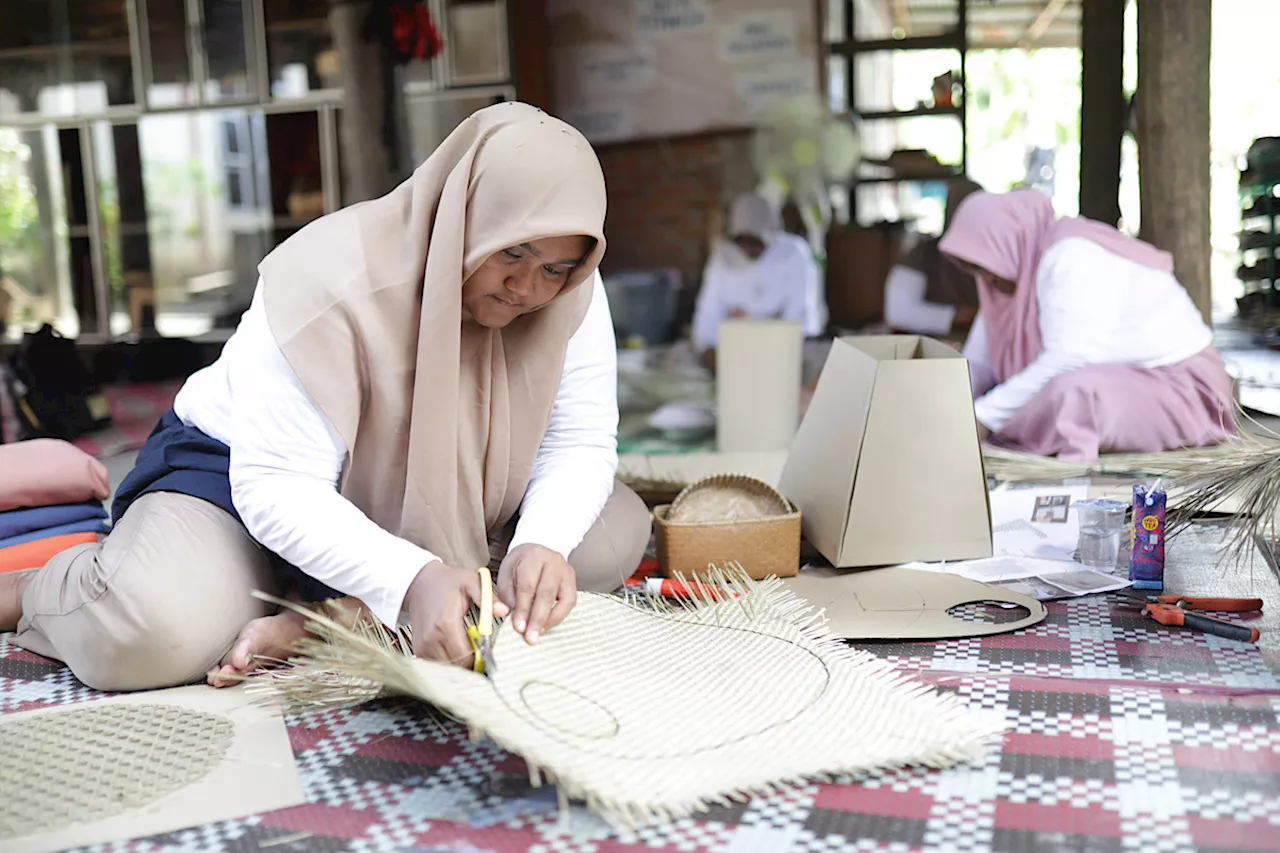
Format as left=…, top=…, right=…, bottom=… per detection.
left=595, top=130, right=757, bottom=321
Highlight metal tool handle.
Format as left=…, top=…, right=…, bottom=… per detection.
left=1156, top=596, right=1263, bottom=613
left=1180, top=612, right=1261, bottom=643
left=1145, top=604, right=1261, bottom=643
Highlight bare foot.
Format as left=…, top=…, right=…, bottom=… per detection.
left=208, top=608, right=310, bottom=688
left=0, top=570, right=35, bottom=632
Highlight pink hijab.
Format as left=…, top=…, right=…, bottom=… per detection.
left=938, top=189, right=1174, bottom=383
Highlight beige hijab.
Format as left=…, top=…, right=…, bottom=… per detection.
left=258, top=102, right=607, bottom=572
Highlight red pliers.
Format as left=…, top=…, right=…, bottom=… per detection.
left=1118, top=593, right=1263, bottom=643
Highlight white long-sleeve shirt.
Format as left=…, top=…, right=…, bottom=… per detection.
left=692, top=232, right=824, bottom=350
left=173, top=272, right=620, bottom=628
left=964, top=237, right=1212, bottom=432
left=883, top=264, right=957, bottom=335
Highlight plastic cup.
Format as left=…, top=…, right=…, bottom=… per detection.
left=1073, top=499, right=1129, bottom=571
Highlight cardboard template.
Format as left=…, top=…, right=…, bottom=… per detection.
left=716, top=319, right=804, bottom=453
left=3, top=685, right=304, bottom=853
left=783, top=566, right=1048, bottom=640
left=779, top=335, right=993, bottom=568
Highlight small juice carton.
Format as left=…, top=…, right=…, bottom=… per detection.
left=1130, top=481, right=1166, bottom=591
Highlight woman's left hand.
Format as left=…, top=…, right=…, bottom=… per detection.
left=497, top=544, right=578, bottom=644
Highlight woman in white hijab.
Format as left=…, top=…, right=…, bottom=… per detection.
left=2, top=103, right=653, bottom=691
left=691, top=193, right=826, bottom=369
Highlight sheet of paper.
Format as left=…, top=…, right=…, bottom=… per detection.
left=898, top=555, right=1133, bottom=601
left=998, top=571, right=1132, bottom=601
left=988, top=484, right=1089, bottom=561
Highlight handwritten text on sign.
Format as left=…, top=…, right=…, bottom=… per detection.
left=633, top=0, right=710, bottom=34
left=717, top=10, right=797, bottom=62
left=576, top=44, right=658, bottom=95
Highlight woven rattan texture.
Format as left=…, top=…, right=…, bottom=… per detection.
left=0, top=703, right=233, bottom=838
left=258, top=578, right=1001, bottom=826
left=667, top=475, right=791, bottom=523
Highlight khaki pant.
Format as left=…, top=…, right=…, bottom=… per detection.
left=14, top=482, right=652, bottom=692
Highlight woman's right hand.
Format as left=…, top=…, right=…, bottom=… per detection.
left=404, top=561, right=509, bottom=667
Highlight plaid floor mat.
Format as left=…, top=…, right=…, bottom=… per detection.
left=2, top=593, right=1278, bottom=853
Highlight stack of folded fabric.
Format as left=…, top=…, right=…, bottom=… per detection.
left=0, top=439, right=112, bottom=574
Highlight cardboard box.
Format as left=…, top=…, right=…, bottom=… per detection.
left=778, top=335, right=992, bottom=567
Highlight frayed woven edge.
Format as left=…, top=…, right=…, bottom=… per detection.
left=246, top=567, right=1005, bottom=829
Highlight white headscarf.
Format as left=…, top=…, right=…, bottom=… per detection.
left=718, top=193, right=782, bottom=269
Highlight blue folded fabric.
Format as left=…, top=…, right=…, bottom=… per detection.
left=0, top=518, right=111, bottom=549
left=0, top=502, right=108, bottom=541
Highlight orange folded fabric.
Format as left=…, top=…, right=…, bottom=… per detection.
left=0, top=532, right=100, bottom=574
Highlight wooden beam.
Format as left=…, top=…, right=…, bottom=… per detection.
left=1137, top=0, right=1212, bottom=320
left=511, top=0, right=552, bottom=110
left=1078, top=0, right=1125, bottom=226
left=1022, top=0, right=1071, bottom=46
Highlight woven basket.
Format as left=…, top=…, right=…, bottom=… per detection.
left=655, top=475, right=801, bottom=580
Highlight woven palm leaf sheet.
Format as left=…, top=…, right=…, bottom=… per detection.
left=0, top=685, right=304, bottom=853
left=0, top=704, right=231, bottom=839
left=254, top=571, right=1002, bottom=827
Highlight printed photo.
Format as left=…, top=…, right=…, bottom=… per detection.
left=1031, top=495, right=1071, bottom=524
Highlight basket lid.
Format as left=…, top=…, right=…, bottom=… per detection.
left=666, top=474, right=792, bottom=524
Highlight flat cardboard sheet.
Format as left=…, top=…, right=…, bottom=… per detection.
left=716, top=319, right=804, bottom=452
left=779, top=336, right=992, bottom=567
left=2, top=685, right=303, bottom=853
left=782, top=566, right=1047, bottom=640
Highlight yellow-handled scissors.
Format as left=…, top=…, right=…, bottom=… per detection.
left=466, top=567, right=495, bottom=673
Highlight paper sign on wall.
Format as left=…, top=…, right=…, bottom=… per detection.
left=634, top=0, right=711, bottom=34
left=549, top=0, right=818, bottom=143
left=717, top=10, right=797, bottom=62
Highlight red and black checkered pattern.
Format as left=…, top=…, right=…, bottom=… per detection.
left=2, top=594, right=1278, bottom=852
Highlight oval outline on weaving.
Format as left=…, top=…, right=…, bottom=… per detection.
left=487, top=593, right=833, bottom=759
left=518, top=680, right=622, bottom=740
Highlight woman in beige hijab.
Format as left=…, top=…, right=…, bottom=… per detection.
left=1, top=102, right=652, bottom=691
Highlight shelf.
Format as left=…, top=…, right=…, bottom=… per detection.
left=857, top=105, right=962, bottom=121
left=854, top=171, right=963, bottom=185
left=0, top=39, right=132, bottom=61
left=1241, top=180, right=1280, bottom=196
left=830, top=32, right=964, bottom=55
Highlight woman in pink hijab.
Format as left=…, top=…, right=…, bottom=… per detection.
left=939, top=189, right=1234, bottom=460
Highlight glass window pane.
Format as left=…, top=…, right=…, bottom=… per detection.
left=146, top=0, right=199, bottom=108
left=131, top=110, right=271, bottom=338
left=264, top=111, right=323, bottom=240
left=264, top=0, right=337, bottom=98
left=0, top=1, right=135, bottom=118
left=405, top=91, right=506, bottom=166
left=0, top=127, right=77, bottom=339
left=827, top=55, right=847, bottom=114
left=825, top=0, right=846, bottom=42
left=853, top=0, right=958, bottom=41
left=56, top=127, right=102, bottom=335
left=203, top=0, right=254, bottom=102
left=447, top=1, right=508, bottom=85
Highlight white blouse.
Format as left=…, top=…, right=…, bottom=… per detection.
left=964, top=237, right=1213, bottom=432
left=691, top=232, right=825, bottom=350
left=173, top=272, right=620, bottom=628
left=883, top=264, right=958, bottom=335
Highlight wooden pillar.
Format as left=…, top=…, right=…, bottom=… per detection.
left=1079, top=0, right=1125, bottom=226
left=329, top=1, right=403, bottom=203
left=1136, top=0, right=1213, bottom=320
left=511, top=0, right=552, bottom=110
